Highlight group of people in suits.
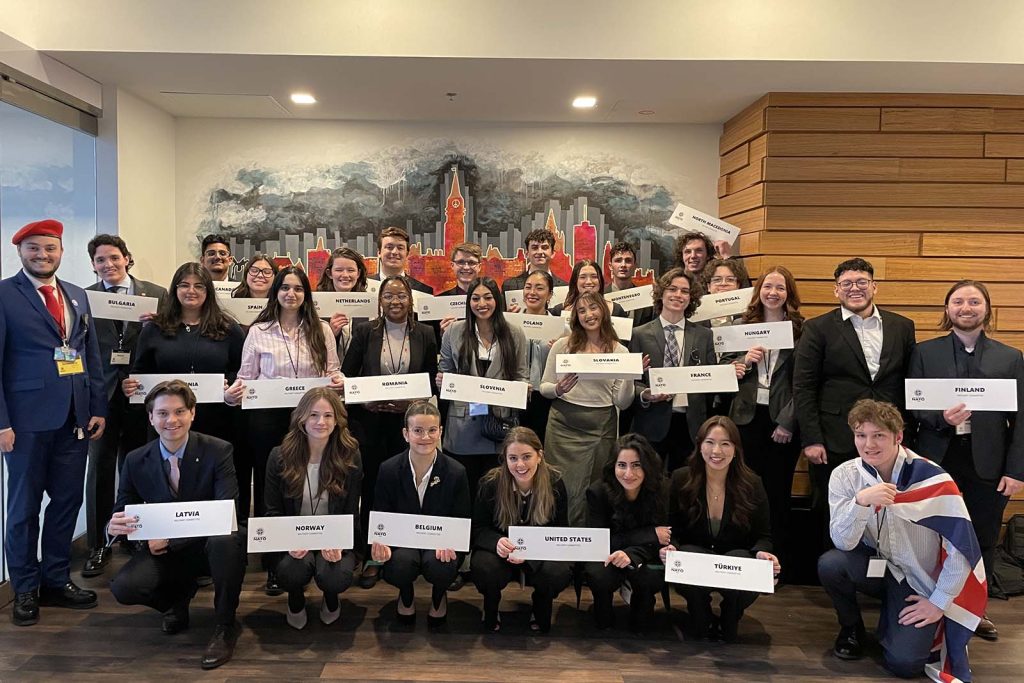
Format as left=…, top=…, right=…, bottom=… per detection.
left=1, top=218, right=1020, bottom=681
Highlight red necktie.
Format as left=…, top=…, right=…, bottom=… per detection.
left=39, top=285, right=66, bottom=338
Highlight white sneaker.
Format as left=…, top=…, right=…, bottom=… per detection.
left=320, top=596, right=341, bottom=625
left=286, top=606, right=308, bottom=630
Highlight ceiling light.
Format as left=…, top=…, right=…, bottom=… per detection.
left=572, top=96, right=597, bottom=108
left=290, top=93, right=316, bottom=104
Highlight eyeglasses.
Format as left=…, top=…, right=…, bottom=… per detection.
left=709, top=276, right=739, bottom=285
left=249, top=268, right=274, bottom=278
left=382, top=293, right=410, bottom=302
left=837, top=279, right=873, bottom=291
left=409, top=427, right=440, bottom=437
left=453, top=260, right=480, bottom=268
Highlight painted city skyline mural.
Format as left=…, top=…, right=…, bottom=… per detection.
left=194, top=140, right=692, bottom=293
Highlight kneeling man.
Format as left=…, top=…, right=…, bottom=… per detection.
left=107, top=380, right=245, bottom=669
left=818, top=399, right=986, bottom=681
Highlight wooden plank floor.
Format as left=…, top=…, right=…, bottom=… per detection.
left=0, top=550, right=1019, bottom=681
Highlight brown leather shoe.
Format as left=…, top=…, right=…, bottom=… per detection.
left=976, top=616, right=998, bottom=641
left=201, top=622, right=240, bottom=669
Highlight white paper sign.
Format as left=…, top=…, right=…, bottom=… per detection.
left=712, top=321, right=794, bottom=352
left=124, top=499, right=237, bottom=540
left=555, top=353, right=643, bottom=380
left=86, top=290, right=160, bottom=322
left=416, top=294, right=466, bottom=321
left=690, top=287, right=754, bottom=323
left=604, top=284, right=654, bottom=312
left=905, top=379, right=1019, bottom=412
left=312, top=291, right=378, bottom=319
left=649, top=364, right=739, bottom=394
left=128, top=373, right=225, bottom=404
left=667, top=202, right=741, bottom=245
left=505, top=286, right=569, bottom=310
left=505, top=312, right=565, bottom=342
left=508, top=525, right=610, bottom=562
left=343, top=372, right=433, bottom=404
left=559, top=310, right=634, bottom=340
left=440, top=373, right=529, bottom=410
left=218, top=297, right=268, bottom=325
left=212, top=280, right=238, bottom=297
left=247, top=514, right=354, bottom=552
left=241, top=377, right=332, bottom=409
left=664, top=550, right=775, bottom=593
left=368, top=511, right=471, bottom=552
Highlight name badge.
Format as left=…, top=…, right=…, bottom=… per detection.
left=956, top=419, right=972, bottom=435
left=756, top=387, right=770, bottom=405
left=110, top=351, right=132, bottom=366
left=311, top=291, right=378, bottom=319
left=690, top=288, right=755, bottom=323
left=343, top=373, right=433, bottom=404
left=664, top=550, right=774, bottom=593
left=369, top=511, right=471, bottom=552
left=555, top=352, right=643, bottom=380
left=904, top=378, right=1018, bottom=412
left=649, top=364, right=739, bottom=394
left=415, top=295, right=466, bottom=321
left=667, top=202, right=741, bottom=246
left=712, top=321, right=794, bottom=353
left=124, top=499, right=237, bottom=540
left=247, top=514, right=354, bottom=553
left=508, top=525, right=610, bottom=562
left=603, top=284, right=654, bottom=312
left=217, top=297, right=268, bottom=325
left=57, top=358, right=85, bottom=376
left=504, top=312, right=564, bottom=342
left=129, top=373, right=225, bottom=404
left=241, top=377, right=332, bottom=409
left=468, top=402, right=489, bottom=416
left=85, top=290, right=159, bottom=322
left=440, top=373, right=529, bottom=410
left=867, top=557, right=887, bottom=578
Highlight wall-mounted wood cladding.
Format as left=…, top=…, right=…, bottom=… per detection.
left=720, top=93, right=1024, bottom=517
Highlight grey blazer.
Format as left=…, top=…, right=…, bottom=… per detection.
left=439, top=319, right=530, bottom=455
left=726, top=345, right=798, bottom=433
left=629, top=317, right=715, bottom=444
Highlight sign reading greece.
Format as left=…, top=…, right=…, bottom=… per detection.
left=128, top=373, right=225, bottom=404
left=343, top=372, right=433, bottom=404
left=904, top=379, right=1018, bottom=412
left=667, top=202, right=742, bottom=245
left=440, top=373, right=529, bottom=410
left=311, top=291, right=378, bottom=319
left=603, top=284, right=654, bottom=312
left=690, top=287, right=754, bottom=323
left=85, top=290, right=160, bottom=322
left=124, top=499, right=237, bottom=540
left=415, top=294, right=467, bottom=321
left=650, top=364, right=739, bottom=394
left=504, top=312, right=566, bottom=341
left=664, top=550, right=775, bottom=593
left=217, top=297, right=269, bottom=325
left=712, top=321, right=795, bottom=353
left=508, top=525, right=610, bottom=562
left=246, top=514, right=354, bottom=553
left=368, top=511, right=471, bottom=552
left=241, top=377, right=332, bottom=409
left=555, top=352, right=643, bottom=380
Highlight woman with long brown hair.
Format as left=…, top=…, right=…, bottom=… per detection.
left=317, top=247, right=369, bottom=358
left=551, top=259, right=626, bottom=318
left=231, top=253, right=279, bottom=299
left=660, top=416, right=780, bottom=641
left=264, top=387, right=362, bottom=629
left=471, top=427, right=570, bottom=633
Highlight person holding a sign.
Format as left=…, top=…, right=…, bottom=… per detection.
left=500, top=228, right=568, bottom=296
left=264, top=387, right=363, bottom=629
left=521, top=270, right=558, bottom=441
left=200, top=234, right=233, bottom=283
left=606, top=241, right=655, bottom=329
left=551, top=259, right=627, bottom=320
left=541, top=292, right=635, bottom=525
left=107, top=380, right=246, bottom=669
left=83, top=234, right=167, bottom=578
left=661, top=416, right=778, bottom=641
left=316, top=246, right=369, bottom=358
left=727, top=266, right=804, bottom=577
left=630, top=268, right=715, bottom=472
left=230, top=254, right=278, bottom=301
left=675, top=231, right=732, bottom=279
left=369, top=226, right=433, bottom=294
left=472, top=427, right=570, bottom=632
left=907, top=280, right=1024, bottom=641
left=438, top=277, right=529, bottom=498
left=700, top=258, right=751, bottom=327
left=585, top=433, right=669, bottom=632
left=435, top=242, right=483, bottom=337
left=343, top=275, right=439, bottom=588
left=371, top=401, right=471, bottom=627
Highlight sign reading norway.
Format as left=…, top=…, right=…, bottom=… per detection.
left=246, top=514, right=353, bottom=553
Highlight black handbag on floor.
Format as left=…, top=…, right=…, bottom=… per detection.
left=481, top=407, right=519, bottom=441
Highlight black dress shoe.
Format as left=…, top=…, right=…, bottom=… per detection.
left=81, top=546, right=111, bottom=578
left=833, top=624, right=865, bottom=660
left=976, top=616, right=998, bottom=641
left=38, top=582, right=98, bottom=609
left=11, top=592, right=39, bottom=627
left=358, top=565, right=380, bottom=589
left=162, top=602, right=190, bottom=634
left=264, top=571, right=283, bottom=597
left=201, top=622, right=240, bottom=670
left=446, top=573, right=466, bottom=592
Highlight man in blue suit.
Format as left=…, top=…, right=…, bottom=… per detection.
left=0, top=219, right=107, bottom=626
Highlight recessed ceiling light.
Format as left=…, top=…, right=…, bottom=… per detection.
left=290, top=93, right=316, bottom=104
left=638, top=109, right=655, bottom=116
left=572, top=96, right=597, bottom=108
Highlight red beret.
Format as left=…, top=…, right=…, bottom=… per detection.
left=12, top=219, right=63, bottom=245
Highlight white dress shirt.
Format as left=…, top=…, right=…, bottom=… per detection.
left=659, top=315, right=688, bottom=410
left=409, top=452, right=437, bottom=506
left=842, top=305, right=883, bottom=380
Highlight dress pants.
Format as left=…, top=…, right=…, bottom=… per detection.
left=110, top=531, right=247, bottom=625
left=650, top=411, right=694, bottom=473
left=383, top=547, right=461, bottom=607
left=818, top=545, right=939, bottom=679
left=245, top=407, right=292, bottom=519
left=348, top=406, right=406, bottom=552
left=471, top=550, right=571, bottom=628
left=810, top=448, right=858, bottom=548
left=275, top=550, right=357, bottom=611
left=585, top=561, right=664, bottom=629
left=3, top=410, right=88, bottom=593
left=674, top=545, right=760, bottom=638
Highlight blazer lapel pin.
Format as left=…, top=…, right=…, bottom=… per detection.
left=429, top=475, right=441, bottom=488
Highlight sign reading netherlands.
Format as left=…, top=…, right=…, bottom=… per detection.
left=311, top=291, right=378, bottom=319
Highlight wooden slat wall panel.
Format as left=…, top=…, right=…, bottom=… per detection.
left=720, top=95, right=768, bottom=154
left=1007, top=159, right=1024, bottom=182
left=986, top=134, right=1024, bottom=158
left=765, top=157, right=1007, bottom=183
left=766, top=93, right=1024, bottom=108
left=768, top=133, right=985, bottom=158
left=798, top=281, right=1024, bottom=307
left=766, top=182, right=1024, bottom=207
left=766, top=107, right=880, bottom=131
left=756, top=231, right=919, bottom=256
left=881, top=108, right=995, bottom=132
left=718, top=183, right=764, bottom=218
left=766, top=206, right=1024, bottom=231
left=921, top=233, right=1024, bottom=256
left=720, top=143, right=749, bottom=175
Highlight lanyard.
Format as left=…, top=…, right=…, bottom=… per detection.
left=305, top=467, right=323, bottom=516
left=282, top=325, right=301, bottom=378
left=384, top=324, right=409, bottom=374
left=874, top=506, right=888, bottom=556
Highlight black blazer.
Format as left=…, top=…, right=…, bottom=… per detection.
left=909, top=332, right=1024, bottom=481
left=342, top=319, right=439, bottom=381
left=374, top=449, right=471, bottom=520
left=113, top=432, right=237, bottom=550
left=793, top=307, right=916, bottom=454
left=668, top=467, right=772, bottom=555
left=727, top=344, right=798, bottom=432
left=86, top=276, right=168, bottom=400
left=629, top=318, right=716, bottom=443
left=472, top=476, right=569, bottom=553
left=369, top=273, right=434, bottom=295
left=585, top=479, right=669, bottom=565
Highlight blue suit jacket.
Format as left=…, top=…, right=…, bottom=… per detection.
left=0, top=270, right=106, bottom=431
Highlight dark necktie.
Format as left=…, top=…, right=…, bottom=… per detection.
left=108, top=285, right=126, bottom=334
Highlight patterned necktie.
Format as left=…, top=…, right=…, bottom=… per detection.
left=39, top=285, right=65, bottom=338
left=168, top=456, right=181, bottom=494
left=664, top=324, right=680, bottom=367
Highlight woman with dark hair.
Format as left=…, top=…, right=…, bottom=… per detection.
left=551, top=259, right=626, bottom=318
left=231, top=253, right=279, bottom=299
left=342, top=275, right=438, bottom=588
left=264, top=387, right=362, bottom=629
left=660, top=416, right=780, bottom=641
left=471, top=427, right=570, bottom=633
left=726, top=265, right=804, bottom=577
left=521, top=270, right=557, bottom=442
left=371, top=401, right=470, bottom=627
left=585, top=433, right=670, bottom=632
left=436, top=276, right=529, bottom=498
left=317, top=247, right=369, bottom=358
left=541, top=292, right=634, bottom=525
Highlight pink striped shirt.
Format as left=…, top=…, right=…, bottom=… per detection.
left=238, top=319, right=341, bottom=379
